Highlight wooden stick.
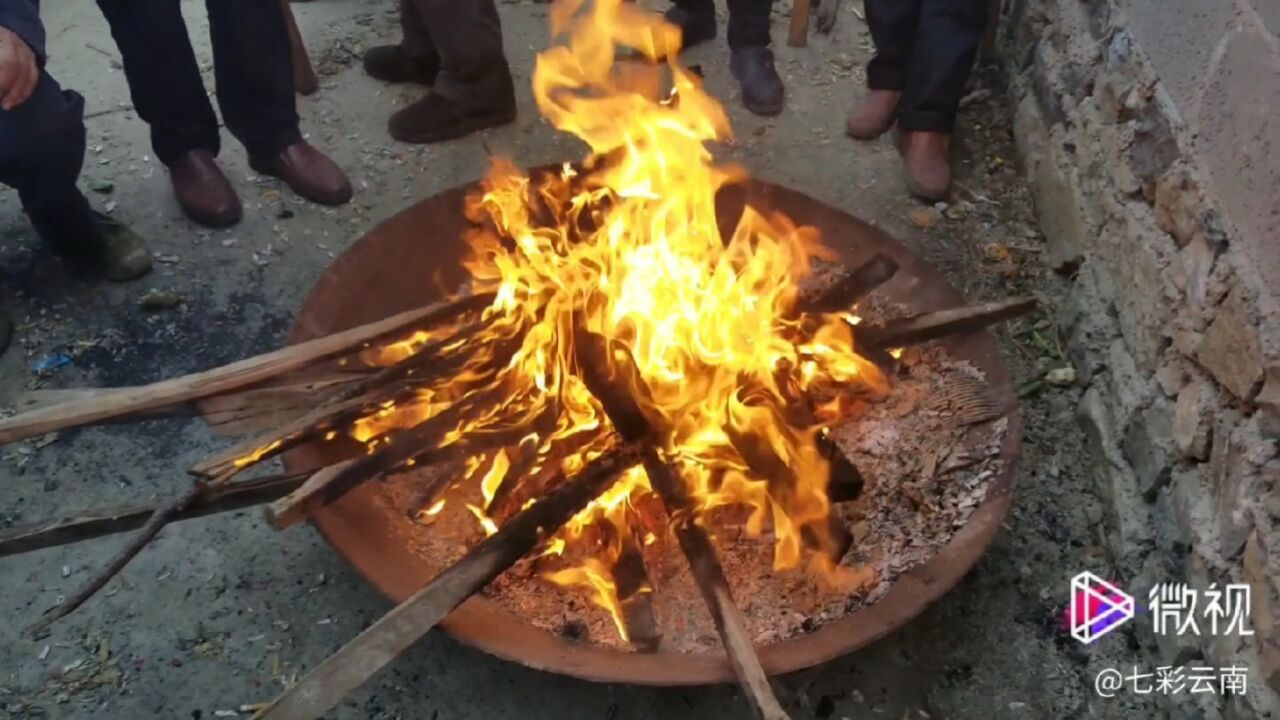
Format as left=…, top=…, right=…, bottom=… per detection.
left=858, top=296, right=1039, bottom=349
left=788, top=0, right=811, bottom=47
left=0, top=472, right=308, bottom=558
left=573, top=329, right=791, bottom=720
left=263, top=386, right=535, bottom=529
left=257, top=443, right=639, bottom=720
left=281, top=0, right=318, bottom=95
left=0, top=293, right=495, bottom=446
left=612, top=507, right=661, bottom=651
left=191, top=319, right=494, bottom=478
left=26, top=468, right=241, bottom=636
left=794, top=253, right=899, bottom=315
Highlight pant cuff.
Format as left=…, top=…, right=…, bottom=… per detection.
left=866, top=65, right=906, bottom=91
left=896, top=109, right=954, bottom=132
left=242, top=125, right=304, bottom=160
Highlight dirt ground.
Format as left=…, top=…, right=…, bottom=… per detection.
left=1, top=1, right=1162, bottom=719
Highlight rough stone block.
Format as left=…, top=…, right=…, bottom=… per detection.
left=1103, top=202, right=1177, bottom=372
left=1154, top=163, right=1205, bottom=247
left=1170, top=468, right=1221, bottom=567
left=1157, top=353, right=1190, bottom=398
left=1128, top=100, right=1182, bottom=201
left=1210, top=417, right=1254, bottom=560
left=1108, top=338, right=1156, bottom=423
left=1125, top=399, right=1175, bottom=500
left=1032, top=155, right=1088, bottom=272
left=1060, top=262, right=1120, bottom=384
left=1246, top=528, right=1280, bottom=695
left=1171, top=232, right=1219, bottom=312
left=1174, top=374, right=1216, bottom=461
left=1245, top=529, right=1277, bottom=640
left=1198, top=287, right=1265, bottom=401
left=1259, top=365, right=1280, bottom=441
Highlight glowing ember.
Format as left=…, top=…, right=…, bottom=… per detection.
left=347, top=0, right=885, bottom=639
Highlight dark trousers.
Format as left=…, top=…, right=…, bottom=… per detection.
left=0, top=70, right=99, bottom=257
left=399, top=0, right=514, bottom=111
left=675, top=0, right=773, bottom=48
left=864, top=0, right=988, bottom=131
left=96, top=0, right=302, bottom=165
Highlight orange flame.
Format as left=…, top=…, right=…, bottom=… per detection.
left=348, top=0, right=884, bottom=639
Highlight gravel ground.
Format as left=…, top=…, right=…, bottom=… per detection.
left=1, top=1, right=1161, bottom=719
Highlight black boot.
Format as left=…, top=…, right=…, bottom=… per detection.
left=664, top=6, right=718, bottom=49
left=0, top=308, right=12, bottom=358
left=363, top=45, right=440, bottom=85
left=730, top=47, right=785, bottom=116
left=389, top=92, right=517, bottom=144
left=30, top=195, right=152, bottom=282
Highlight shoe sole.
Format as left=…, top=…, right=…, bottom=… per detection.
left=845, top=122, right=893, bottom=141
left=389, top=108, right=518, bottom=145
left=248, top=162, right=354, bottom=207
left=178, top=202, right=242, bottom=229
left=744, top=97, right=784, bottom=117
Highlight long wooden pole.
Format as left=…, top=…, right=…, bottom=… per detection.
left=258, top=443, right=639, bottom=720
left=573, top=329, right=792, bottom=720
left=0, top=472, right=307, bottom=558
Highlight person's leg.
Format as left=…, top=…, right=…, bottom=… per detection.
left=846, top=0, right=923, bottom=139
left=897, top=0, right=988, bottom=133
left=96, top=0, right=240, bottom=227
left=204, top=0, right=352, bottom=206
left=387, top=0, right=516, bottom=144
left=725, top=0, right=771, bottom=49
left=365, top=0, right=441, bottom=84
left=726, top=0, right=783, bottom=116
left=665, top=0, right=717, bottom=49
left=0, top=70, right=151, bottom=280
left=95, top=0, right=220, bottom=164
left=205, top=0, right=301, bottom=160
left=895, top=0, right=988, bottom=200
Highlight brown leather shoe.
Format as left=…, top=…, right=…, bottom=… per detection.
left=169, top=150, right=241, bottom=228
left=250, top=141, right=353, bottom=206
left=846, top=89, right=901, bottom=140
left=898, top=130, right=952, bottom=201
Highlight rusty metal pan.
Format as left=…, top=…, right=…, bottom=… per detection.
left=283, top=174, right=1021, bottom=686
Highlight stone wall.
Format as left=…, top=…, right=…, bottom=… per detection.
left=998, top=1, right=1280, bottom=717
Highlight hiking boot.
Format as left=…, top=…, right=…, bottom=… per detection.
left=730, top=47, right=784, bottom=116
left=846, top=89, right=901, bottom=140
left=664, top=6, right=718, bottom=49
left=898, top=130, right=952, bottom=201
left=363, top=45, right=440, bottom=85
left=388, top=86, right=516, bottom=144
left=94, top=212, right=153, bottom=282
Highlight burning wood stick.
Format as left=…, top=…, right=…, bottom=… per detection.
left=190, top=318, right=500, bottom=478
left=0, top=471, right=308, bottom=558
left=794, top=252, right=899, bottom=315
left=0, top=292, right=495, bottom=446
left=612, top=506, right=661, bottom=651
left=264, top=384, right=538, bottom=529
left=257, top=442, right=640, bottom=720
left=573, top=329, right=792, bottom=720
left=858, top=296, right=1039, bottom=349
left=26, top=467, right=244, bottom=635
